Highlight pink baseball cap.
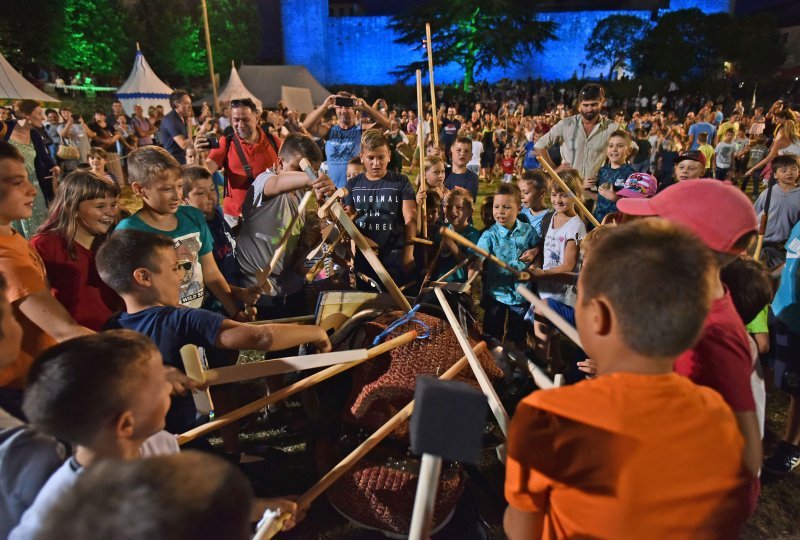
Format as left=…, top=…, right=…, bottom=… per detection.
left=616, top=180, right=757, bottom=254
left=617, top=172, right=658, bottom=199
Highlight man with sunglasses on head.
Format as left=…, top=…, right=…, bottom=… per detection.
left=201, top=98, right=281, bottom=227
left=303, top=92, right=391, bottom=188
left=534, top=83, right=618, bottom=187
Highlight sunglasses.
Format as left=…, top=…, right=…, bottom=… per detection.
left=177, top=260, right=192, bottom=272
left=230, top=98, right=256, bottom=111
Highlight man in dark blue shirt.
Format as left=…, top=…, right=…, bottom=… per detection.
left=160, top=90, right=192, bottom=164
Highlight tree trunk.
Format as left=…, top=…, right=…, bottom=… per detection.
left=463, top=58, right=475, bottom=92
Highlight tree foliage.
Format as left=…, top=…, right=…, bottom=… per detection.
left=633, top=9, right=785, bottom=81
left=54, top=0, right=128, bottom=76
left=584, top=15, right=649, bottom=79
left=390, top=0, right=557, bottom=91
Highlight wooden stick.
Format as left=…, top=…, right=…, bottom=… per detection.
left=436, top=258, right=471, bottom=283
left=192, top=349, right=369, bottom=387
left=434, top=287, right=509, bottom=435
left=536, top=155, right=601, bottom=228
left=440, top=227, right=530, bottom=281
left=254, top=341, right=487, bottom=539
left=425, top=23, right=439, bottom=148
left=328, top=201, right=412, bottom=312
left=516, top=286, right=583, bottom=348
left=317, top=187, right=347, bottom=219
left=305, top=240, right=339, bottom=282
left=177, top=331, right=417, bottom=445
left=256, top=189, right=313, bottom=291
left=247, top=314, right=315, bottom=325
left=416, top=69, right=428, bottom=238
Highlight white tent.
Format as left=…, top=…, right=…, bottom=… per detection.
left=218, top=63, right=262, bottom=110
left=236, top=65, right=330, bottom=109
left=116, top=46, right=173, bottom=115
left=0, top=51, right=59, bottom=103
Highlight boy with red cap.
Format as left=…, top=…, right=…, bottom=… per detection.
left=618, top=180, right=762, bottom=482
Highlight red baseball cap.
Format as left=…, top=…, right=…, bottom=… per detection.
left=616, top=180, right=757, bottom=254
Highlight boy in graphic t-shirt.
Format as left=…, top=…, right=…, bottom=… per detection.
left=343, top=130, right=417, bottom=287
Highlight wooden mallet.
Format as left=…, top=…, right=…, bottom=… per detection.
left=177, top=331, right=418, bottom=445
left=434, top=286, right=509, bottom=436
left=516, top=285, right=583, bottom=348
left=252, top=341, right=487, bottom=539
left=408, top=377, right=485, bottom=540
left=536, top=154, right=601, bottom=228
left=440, top=227, right=531, bottom=281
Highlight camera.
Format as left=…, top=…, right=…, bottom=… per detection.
left=334, top=96, right=356, bottom=108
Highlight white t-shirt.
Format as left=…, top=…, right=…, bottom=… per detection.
left=469, top=141, right=483, bottom=167
left=538, top=214, right=586, bottom=306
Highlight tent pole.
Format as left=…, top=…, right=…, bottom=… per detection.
left=200, top=0, right=219, bottom=114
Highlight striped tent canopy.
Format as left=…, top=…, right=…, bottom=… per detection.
left=116, top=46, right=173, bottom=115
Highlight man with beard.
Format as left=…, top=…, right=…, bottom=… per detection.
left=303, top=92, right=390, bottom=188
left=534, top=83, right=618, bottom=183
left=202, top=98, right=281, bottom=226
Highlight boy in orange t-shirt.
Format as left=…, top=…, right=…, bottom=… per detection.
left=0, top=142, right=90, bottom=402
left=504, top=220, right=750, bottom=540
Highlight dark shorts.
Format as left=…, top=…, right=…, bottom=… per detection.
left=481, top=151, right=495, bottom=168
left=771, top=317, right=800, bottom=395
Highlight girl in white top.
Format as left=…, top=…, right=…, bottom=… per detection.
left=746, top=115, right=800, bottom=177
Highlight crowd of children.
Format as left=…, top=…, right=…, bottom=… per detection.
left=0, top=84, right=799, bottom=539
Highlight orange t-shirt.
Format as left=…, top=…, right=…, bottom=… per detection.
left=0, top=231, right=57, bottom=387
left=505, top=372, right=750, bottom=539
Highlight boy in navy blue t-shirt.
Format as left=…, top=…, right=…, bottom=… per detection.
left=96, top=229, right=332, bottom=436
left=343, top=129, right=416, bottom=286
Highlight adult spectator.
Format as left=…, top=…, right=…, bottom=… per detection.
left=439, top=106, right=462, bottom=164
left=1, top=100, right=59, bottom=236
left=687, top=112, right=717, bottom=151
left=717, top=113, right=741, bottom=144
left=87, top=110, right=124, bottom=186
left=130, top=104, right=156, bottom=146
left=56, top=109, right=91, bottom=165
left=302, top=92, right=390, bottom=188
left=534, top=83, right=618, bottom=183
left=203, top=98, right=280, bottom=226
left=108, top=100, right=130, bottom=125
left=43, top=109, right=61, bottom=161
left=159, top=89, right=193, bottom=164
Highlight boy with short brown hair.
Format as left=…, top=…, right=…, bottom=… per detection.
left=343, top=129, right=416, bottom=286
left=504, top=220, right=750, bottom=539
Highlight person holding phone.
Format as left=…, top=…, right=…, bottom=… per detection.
left=302, top=91, right=391, bottom=188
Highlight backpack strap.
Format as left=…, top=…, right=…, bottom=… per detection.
left=539, top=210, right=554, bottom=243
left=221, top=128, right=280, bottom=198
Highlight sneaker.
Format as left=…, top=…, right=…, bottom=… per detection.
left=763, top=441, right=800, bottom=475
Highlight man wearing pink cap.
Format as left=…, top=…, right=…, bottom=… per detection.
left=618, top=180, right=762, bottom=490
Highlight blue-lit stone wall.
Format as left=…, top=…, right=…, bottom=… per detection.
left=285, top=0, right=732, bottom=85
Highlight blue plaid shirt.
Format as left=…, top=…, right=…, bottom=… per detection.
left=478, top=220, right=539, bottom=305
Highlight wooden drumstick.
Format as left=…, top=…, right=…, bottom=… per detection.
left=254, top=341, right=488, bottom=539
left=536, top=155, right=601, bottom=228
left=440, top=227, right=531, bottom=281
left=416, top=69, right=428, bottom=238
left=425, top=22, right=439, bottom=149
left=177, top=331, right=417, bottom=445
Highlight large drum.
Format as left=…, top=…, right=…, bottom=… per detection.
left=314, top=309, right=503, bottom=536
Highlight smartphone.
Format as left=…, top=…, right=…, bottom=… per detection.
left=205, top=135, right=220, bottom=149
left=334, top=96, right=355, bottom=108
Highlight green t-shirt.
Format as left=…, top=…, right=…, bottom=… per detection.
left=745, top=305, right=769, bottom=334
left=117, top=205, right=214, bottom=308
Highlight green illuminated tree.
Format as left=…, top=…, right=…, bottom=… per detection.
left=54, top=0, right=128, bottom=76
left=390, top=0, right=557, bottom=91
left=584, top=15, right=649, bottom=79
left=0, top=0, right=65, bottom=67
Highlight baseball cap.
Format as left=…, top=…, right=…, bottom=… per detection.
left=674, top=150, right=706, bottom=168
left=616, top=180, right=757, bottom=254
left=617, top=173, right=658, bottom=199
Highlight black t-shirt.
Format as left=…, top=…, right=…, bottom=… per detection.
left=343, top=171, right=416, bottom=250
left=88, top=121, right=116, bottom=150
left=633, top=138, right=652, bottom=163
left=440, top=118, right=461, bottom=142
